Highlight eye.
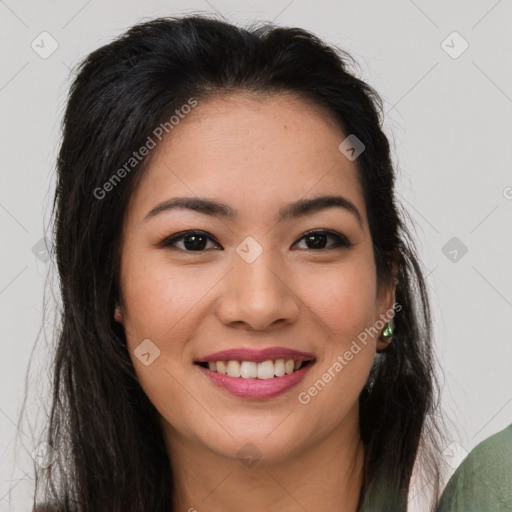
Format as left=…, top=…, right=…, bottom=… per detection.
left=158, top=229, right=353, bottom=253
left=292, top=229, right=353, bottom=251
left=158, top=230, right=221, bottom=252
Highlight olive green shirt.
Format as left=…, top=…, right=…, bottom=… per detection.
left=437, top=423, right=512, bottom=512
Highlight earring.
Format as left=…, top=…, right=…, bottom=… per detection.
left=382, top=321, right=393, bottom=339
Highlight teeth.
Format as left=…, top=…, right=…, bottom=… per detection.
left=216, top=361, right=227, bottom=375
left=274, top=359, right=285, bottom=377
left=226, top=360, right=241, bottom=378
left=240, top=361, right=258, bottom=379
left=202, top=358, right=309, bottom=378
left=258, top=360, right=275, bottom=379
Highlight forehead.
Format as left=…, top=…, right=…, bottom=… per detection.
left=127, top=91, right=367, bottom=226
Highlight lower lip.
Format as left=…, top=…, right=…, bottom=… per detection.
left=196, top=363, right=314, bottom=400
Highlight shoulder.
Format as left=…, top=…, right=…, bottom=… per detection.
left=436, top=423, right=512, bottom=512
left=467, top=422, right=512, bottom=460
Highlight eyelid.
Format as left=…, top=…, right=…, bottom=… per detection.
left=157, top=230, right=221, bottom=250
left=158, top=228, right=353, bottom=251
left=292, top=228, right=353, bottom=250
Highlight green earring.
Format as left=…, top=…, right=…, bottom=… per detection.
left=382, top=321, right=393, bottom=338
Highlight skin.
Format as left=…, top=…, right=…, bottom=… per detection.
left=116, top=91, right=397, bottom=512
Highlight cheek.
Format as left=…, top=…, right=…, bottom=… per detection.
left=294, top=250, right=378, bottom=408
left=120, top=251, right=204, bottom=341
left=296, top=263, right=377, bottom=432
left=118, top=252, right=201, bottom=428
left=298, top=255, right=378, bottom=341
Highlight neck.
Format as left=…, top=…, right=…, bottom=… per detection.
left=163, top=412, right=365, bottom=512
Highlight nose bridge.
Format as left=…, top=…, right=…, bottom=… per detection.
left=237, top=246, right=280, bottom=295
left=216, top=238, right=298, bottom=329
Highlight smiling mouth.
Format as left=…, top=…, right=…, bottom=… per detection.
left=195, top=358, right=316, bottom=379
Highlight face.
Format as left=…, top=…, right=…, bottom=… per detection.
left=117, top=91, right=396, bottom=465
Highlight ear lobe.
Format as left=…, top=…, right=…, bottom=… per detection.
left=114, top=305, right=123, bottom=323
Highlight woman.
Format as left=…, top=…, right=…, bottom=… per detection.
left=30, top=14, right=445, bottom=512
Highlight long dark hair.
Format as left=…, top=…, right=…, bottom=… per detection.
left=24, top=14, right=445, bottom=512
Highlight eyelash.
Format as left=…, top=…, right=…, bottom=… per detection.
left=157, top=229, right=354, bottom=252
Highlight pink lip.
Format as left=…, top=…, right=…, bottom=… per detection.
left=196, top=347, right=315, bottom=363
left=196, top=361, right=315, bottom=400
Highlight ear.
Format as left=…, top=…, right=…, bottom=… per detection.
left=114, top=305, right=123, bottom=323
left=375, top=251, right=399, bottom=351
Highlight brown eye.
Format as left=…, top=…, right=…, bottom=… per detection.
left=158, top=229, right=353, bottom=253
left=292, top=230, right=353, bottom=250
left=159, top=231, right=221, bottom=251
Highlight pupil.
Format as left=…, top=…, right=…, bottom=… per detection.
left=306, top=233, right=327, bottom=249
left=184, top=234, right=206, bottom=251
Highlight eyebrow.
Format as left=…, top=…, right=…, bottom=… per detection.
left=144, top=194, right=363, bottom=227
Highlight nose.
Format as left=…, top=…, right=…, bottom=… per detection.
left=215, top=248, right=300, bottom=331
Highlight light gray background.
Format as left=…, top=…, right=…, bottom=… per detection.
left=1, top=1, right=511, bottom=510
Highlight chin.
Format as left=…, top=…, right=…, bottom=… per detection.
left=192, top=418, right=313, bottom=466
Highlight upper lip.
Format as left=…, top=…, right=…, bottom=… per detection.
left=195, top=347, right=316, bottom=363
